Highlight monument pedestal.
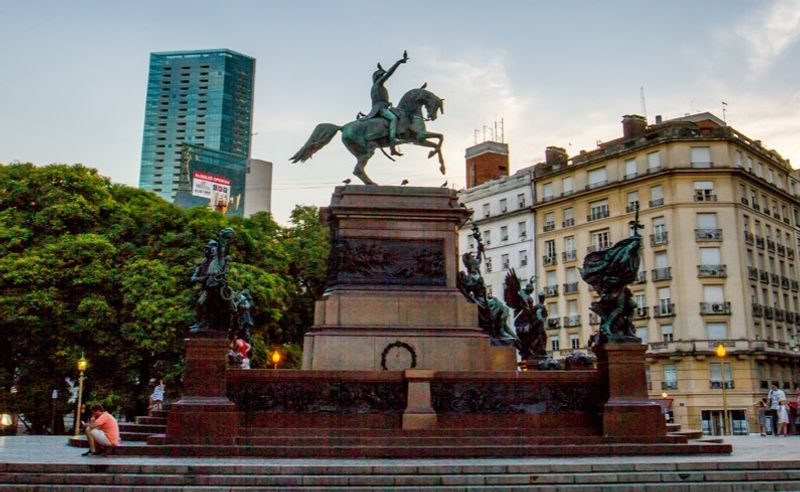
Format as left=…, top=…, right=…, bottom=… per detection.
left=597, top=343, right=666, bottom=438
left=302, top=185, right=500, bottom=371
left=165, top=338, right=241, bottom=445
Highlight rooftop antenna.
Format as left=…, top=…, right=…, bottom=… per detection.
left=640, top=86, right=648, bottom=120
left=722, top=101, right=728, bottom=123
left=499, top=117, right=505, bottom=143
left=473, top=129, right=480, bottom=144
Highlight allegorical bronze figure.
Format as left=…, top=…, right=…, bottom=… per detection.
left=290, top=50, right=446, bottom=185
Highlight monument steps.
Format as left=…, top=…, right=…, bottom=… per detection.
left=240, top=427, right=600, bottom=437
left=2, top=459, right=799, bottom=490
left=232, top=435, right=688, bottom=446
left=135, top=416, right=167, bottom=426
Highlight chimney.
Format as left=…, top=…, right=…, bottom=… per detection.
left=622, top=114, right=647, bottom=139
left=655, top=114, right=663, bottom=124
left=465, top=141, right=509, bottom=188
left=545, top=146, right=568, bottom=168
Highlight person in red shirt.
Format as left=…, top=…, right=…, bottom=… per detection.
left=82, top=403, right=121, bottom=456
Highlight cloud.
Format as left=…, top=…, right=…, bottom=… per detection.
left=736, top=0, right=800, bottom=76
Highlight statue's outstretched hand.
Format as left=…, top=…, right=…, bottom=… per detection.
left=401, top=50, right=409, bottom=63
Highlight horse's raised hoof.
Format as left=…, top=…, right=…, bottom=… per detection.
left=428, top=150, right=437, bottom=159
left=390, top=146, right=403, bottom=157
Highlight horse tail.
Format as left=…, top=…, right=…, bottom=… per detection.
left=289, top=123, right=341, bottom=163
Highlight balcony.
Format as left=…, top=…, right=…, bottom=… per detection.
left=623, top=172, right=638, bottom=180
left=775, top=308, right=785, bottom=322
left=562, top=250, right=577, bottom=262
left=759, top=270, right=769, bottom=283
left=697, top=264, right=727, bottom=278
left=589, top=313, right=600, bottom=325
left=740, top=197, right=750, bottom=206
left=662, top=381, right=678, bottom=390
left=765, top=306, right=774, bottom=319
left=587, top=209, right=610, bottom=222
left=792, top=280, right=799, bottom=291
left=691, top=161, right=714, bottom=169
left=756, top=235, right=765, bottom=249
left=788, top=312, right=796, bottom=324
left=747, top=266, right=758, bottom=280
left=587, top=244, right=608, bottom=254
left=544, top=285, right=559, bottom=297
left=694, top=193, right=718, bottom=202
left=788, top=249, right=795, bottom=261
left=562, top=218, right=575, bottom=227
left=547, top=317, right=561, bottom=329
left=744, top=231, right=754, bottom=245
left=543, top=255, right=558, bottom=266
left=767, top=239, right=776, bottom=252
left=585, top=180, right=608, bottom=190
left=699, top=301, right=732, bottom=315
left=753, top=203, right=761, bottom=211
left=710, top=381, right=735, bottom=390
left=633, top=271, right=647, bottom=284
left=770, top=273, right=780, bottom=286
left=654, top=302, right=675, bottom=317
left=695, top=228, right=723, bottom=241
left=781, top=276, right=791, bottom=290
left=563, top=315, right=581, bottom=327
left=752, top=303, right=764, bottom=317
left=649, top=198, right=664, bottom=208
left=563, top=282, right=579, bottom=294
left=652, top=267, right=672, bottom=281
left=626, top=203, right=640, bottom=213
left=777, top=244, right=786, bottom=257
left=650, top=232, right=668, bottom=246
left=633, top=306, right=650, bottom=320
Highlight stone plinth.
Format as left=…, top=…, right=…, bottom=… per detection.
left=165, top=338, right=241, bottom=444
left=303, top=185, right=495, bottom=371
left=596, top=343, right=666, bottom=438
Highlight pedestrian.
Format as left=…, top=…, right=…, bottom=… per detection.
left=778, top=400, right=789, bottom=436
left=235, top=338, right=251, bottom=369
left=82, top=403, right=121, bottom=456
left=756, top=399, right=767, bottom=436
left=767, top=383, right=785, bottom=436
left=148, top=376, right=165, bottom=415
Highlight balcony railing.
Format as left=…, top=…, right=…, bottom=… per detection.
left=662, top=381, right=678, bottom=390
left=787, top=312, right=796, bottom=324
left=585, top=180, right=608, bottom=190
left=694, top=193, right=718, bottom=202
left=543, top=255, right=557, bottom=266
left=587, top=244, right=608, bottom=253
left=770, top=273, right=780, bottom=286
left=589, top=313, right=600, bottom=325
left=649, top=198, right=664, bottom=208
left=562, top=250, right=577, bottom=262
left=756, top=235, right=765, bottom=249
left=654, top=303, right=675, bottom=317
left=747, top=266, right=758, bottom=280
left=563, top=282, right=579, bottom=294
left=765, top=306, right=774, bottom=319
left=781, top=276, right=790, bottom=289
left=547, top=317, right=561, bottom=329
left=767, top=239, right=776, bottom=252
left=759, top=270, right=769, bottom=283
left=562, top=218, right=575, bottom=227
left=792, top=280, right=799, bottom=291
left=587, top=209, right=610, bottom=221
left=563, top=315, right=581, bottom=327
left=544, top=285, right=559, bottom=297
left=777, top=244, right=786, bottom=257
left=697, top=264, right=727, bottom=278
left=710, top=381, right=735, bottom=389
left=752, top=303, right=763, bottom=317
left=633, top=271, right=647, bottom=284
left=695, top=228, right=723, bottom=241
left=775, top=308, right=785, bottom=321
left=633, top=306, right=649, bottom=319
left=543, top=222, right=555, bottom=232
left=650, top=232, right=668, bottom=246
left=744, top=231, right=754, bottom=245
left=652, top=267, right=672, bottom=281
left=699, top=301, right=732, bottom=315
left=740, top=197, right=749, bottom=206
left=626, top=203, right=639, bottom=213
left=788, top=249, right=795, bottom=261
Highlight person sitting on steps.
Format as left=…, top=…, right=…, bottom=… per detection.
left=81, top=403, right=121, bottom=456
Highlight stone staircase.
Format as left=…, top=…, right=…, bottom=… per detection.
left=3, top=459, right=800, bottom=490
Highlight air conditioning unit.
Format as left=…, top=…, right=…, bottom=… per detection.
left=636, top=307, right=648, bottom=317
left=712, top=303, right=725, bottom=313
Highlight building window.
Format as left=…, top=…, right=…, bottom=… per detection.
left=691, top=147, right=712, bottom=168
left=542, top=182, right=554, bottom=200
left=562, top=176, right=574, bottom=195
left=483, top=230, right=491, bottom=245
left=544, top=212, right=555, bottom=231
left=483, top=203, right=490, bottom=218
left=550, top=336, right=560, bottom=352
left=592, top=230, right=610, bottom=250
left=636, top=327, right=648, bottom=343
left=563, top=207, right=574, bottom=227
left=518, top=221, right=527, bottom=239
left=648, top=151, right=661, bottom=171
left=663, top=364, right=678, bottom=389
left=588, top=167, right=607, bottom=188
left=545, top=240, right=556, bottom=258
left=735, top=151, right=743, bottom=167
left=627, top=191, right=639, bottom=212
left=588, top=199, right=609, bottom=221
left=517, top=193, right=526, bottom=208
left=625, top=158, right=637, bottom=178
left=500, top=198, right=508, bottom=213
left=661, top=324, right=674, bottom=342
left=706, top=321, right=728, bottom=340
left=519, top=250, right=528, bottom=267
left=694, top=181, right=716, bottom=201
left=570, top=334, right=580, bottom=350
left=650, top=185, right=664, bottom=207
left=501, top=253, right=510, bottom=270
left=500, top=226, right=509, bottom=241
left=485, top=257, right=492, bottom=272
left=709, top=362, right=733, bottom=389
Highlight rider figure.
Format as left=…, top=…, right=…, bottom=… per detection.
left=362, top=51, right=408, bottom=156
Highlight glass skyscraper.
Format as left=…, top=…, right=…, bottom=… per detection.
left=138, top=49, right=255, bottom=207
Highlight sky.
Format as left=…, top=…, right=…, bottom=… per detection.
left=2, top=0, right=800, bottom=225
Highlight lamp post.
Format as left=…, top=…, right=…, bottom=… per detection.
left=271, top=350, right=282, bottom=370
left=72, top=353, right=88, bottom=437
left=715, top=343, right=729, bottom=436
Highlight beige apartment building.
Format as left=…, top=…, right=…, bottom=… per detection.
left=533, top=113, right=800, bottom=434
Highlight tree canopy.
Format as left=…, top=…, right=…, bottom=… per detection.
left=0, top=162, right=328, bottom=432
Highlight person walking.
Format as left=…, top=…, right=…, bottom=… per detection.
left=778, top=400, right=790, bottom=436
left=756, top=399, right=767, bottom=436
left=148, top=376, right=165, bottom=415
left=767, top=383, right=786, bottom=436
left=82, top=403, right=121, bottom=456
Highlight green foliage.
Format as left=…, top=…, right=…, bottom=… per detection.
left=0, top=162, right=330, bottom=432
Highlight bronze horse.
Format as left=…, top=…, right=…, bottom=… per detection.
left=290, top=86, right=445, bottom=185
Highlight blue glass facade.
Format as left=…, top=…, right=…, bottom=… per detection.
left=138, top=49, right=255, bottom=207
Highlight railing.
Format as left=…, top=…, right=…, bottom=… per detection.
left=781, top=276, right=790, bottom=289
left=544, top=285, right=559, bottom=297
left=752, top=303, right=763, bottom=317
left=543, top=222, right=555, bottom=232
left=774, top=308, right=784, bottom=321
left=710, top=381, right=735, bottom=389
left=623, top=172, right=638, bottom=180
left=587, top=244, right=608, bottom=253
left=563, top=282, right=579, bottom=294
left=788, top=249, right=795, bottom=261
left=787, top=312, right=796, bottom=324
left=585, top=180, right=608, bottom=190
left=562, top=218, right=575, bottom=227
left=649, top=198, right=664, bottom=208
left=562, top=250, right=577, bottom=262
left=695, top=228, right=723, bottom=241
left=587, top=209, right=610, bottom=221
left=633, top=306, right=649, bottom=319
left=654, top=303, right=675, bottom=317
left=740, top=197, right=749, bottom=206
left=770, top=273, right=780, bottom=286
left=543, top=255, right=557, bottom=266
left=589, top=313, right=600, bottom=325
left=694, top=193, right=718, bottom=202
left=697, top=264, right=727, bottom=278
left=563, top=315, right=581, bottom=327
left=756, top=235, right=765, bottom=249
left=767, top=239, right=776, bottom=252
left=753, top=203, right=761, bottom=211
left=652, top=267, right=672, bottom=281
left=792, top=279, right=799, bottom=291
left=633, top=271, right=647, bottom=284
left=626, top=203, right=639, bottom=213
left=759, top=270, right=769, bottom=283
left=777, top=244, right=786, bottom=256
left=662, top=381, right=678, bottom=390
left=699, top=301, right=732, bottom=315
left=650, top=232, right=668, bottom=246
left=691, top=161, right=714, bottom=168
left=744, top=231, right=754, bottom=245
left=765, top=306, right=774, bottom=319
left=747, top=266, right=758, bottom=280
left=547, top=317, right=561, bottom=329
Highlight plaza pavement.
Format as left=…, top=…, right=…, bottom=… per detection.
left=1, top=435, right=799, bottom=466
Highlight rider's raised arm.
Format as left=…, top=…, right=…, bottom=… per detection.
left=379, top=54, right=408, bottom=84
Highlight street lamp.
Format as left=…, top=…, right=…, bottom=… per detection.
left=715, top=343, right=730, bottom=436
left=72, top=353, right=88, bottom=437
left=271, top=350, right=282, bottom=370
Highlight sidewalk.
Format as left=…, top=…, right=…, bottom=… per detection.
left=2, top=435, right=799, bottom=466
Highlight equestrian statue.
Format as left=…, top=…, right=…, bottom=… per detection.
left=290, top=50, right=446, bottom=185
